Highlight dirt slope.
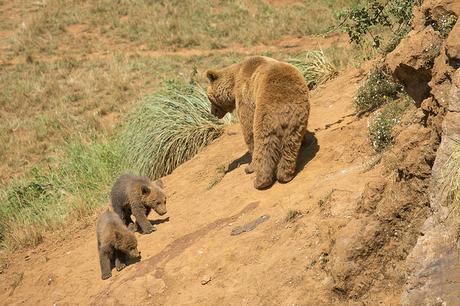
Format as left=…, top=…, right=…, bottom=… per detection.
left=1, top=66, right=426, bottom=305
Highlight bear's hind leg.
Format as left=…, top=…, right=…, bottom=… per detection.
left=276, top=127, right=304, bottom=183
left=252, top=113, right=282, bottom=190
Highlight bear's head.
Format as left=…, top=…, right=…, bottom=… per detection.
left=140, top=179, right=167, bottom=216
left=115, top=230, right=140, bottom=258
left=205, top=65, right=238, bottom=119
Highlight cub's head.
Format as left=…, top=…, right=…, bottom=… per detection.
left=205, top=66, right=238, bottom=119
left=115, top=231, right=140, bottom=258
left=140, top=179, right=167, bottom=216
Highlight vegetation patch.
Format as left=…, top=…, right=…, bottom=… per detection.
left=288, top=50, right=338, bottom=88
left=0, top=138, right=123, bottom=250
left=336, top=0, right=422, bottom=53
left=355, top=65, right=402, bottom=113
left=122, top=82, right=227, bottom=179
left=368, top=96, right=410, bottom=151
left=285, top=209, right=303, bottom=222
left=207, top=164, right=227, bottom=190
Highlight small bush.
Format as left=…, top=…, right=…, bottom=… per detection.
left=355, top=66, right=402, bottom=112
left=288, top=50, right=338, bottom=88
left=122, top=82, right=227, bottom=179
left=368, top=96, right=410, bottom=151
left=337, top=0, right=422, bottom=51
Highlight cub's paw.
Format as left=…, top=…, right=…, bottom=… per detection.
left=116, top=263, right=126, bottom=272
left=142, top=225, right=156, bottom=234
left=245, top=163, right=255, bottom=174
left=101, top=272, right=112, bottom=280
left=128, top=223, right=138, bottom=232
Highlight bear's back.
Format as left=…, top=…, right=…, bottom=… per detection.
left=111, top=174, right=149, bottom=207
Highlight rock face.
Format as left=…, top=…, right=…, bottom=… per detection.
left=386, top=0, right=460, bottom=303
left=386, top=27, right=442, bottom=104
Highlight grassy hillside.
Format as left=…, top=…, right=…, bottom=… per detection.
left=0, top=0, right=358, bottom=250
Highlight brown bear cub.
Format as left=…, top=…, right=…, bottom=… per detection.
left=206, top=56, right=310, bottom=189
left=111, top=174, right=167, bottom=234
left=96, top=211, right=140, bottom=280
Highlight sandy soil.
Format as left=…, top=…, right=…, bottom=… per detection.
left=0, top=67, right=400, bottom=305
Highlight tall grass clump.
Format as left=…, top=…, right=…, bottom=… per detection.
left=288, top=50, right=338, bottom=89
left=122, top=83, right=227, bottom=179
left=0, top=138, right=123, bottom=250
left=355, top=65, right=402, bottom=113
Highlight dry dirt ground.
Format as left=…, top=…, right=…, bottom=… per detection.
left=1, top=66, right=406, bottom=305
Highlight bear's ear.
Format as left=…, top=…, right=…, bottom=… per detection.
left=141, top=184, right=151, bottom=195
left=114, top=231, right=122, bottom=244
left=206, top=70, right=219, bottom=82
left=154, top=179, right=164, bottom=189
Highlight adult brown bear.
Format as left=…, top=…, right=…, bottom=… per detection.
left=206, top=56, right=310, bottom=189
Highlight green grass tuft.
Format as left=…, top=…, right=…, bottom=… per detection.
left=0, top=138, right=123, bottom=250
left=355, top=65, right=402, bottom=113
left=285, top=209, right=303, bottom=222
left=122, top=83, right=226, bottom=179
left=288, top=50, right=338, bottom=88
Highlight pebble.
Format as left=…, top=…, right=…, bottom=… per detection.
left=201, top=275, right=212, bottom=285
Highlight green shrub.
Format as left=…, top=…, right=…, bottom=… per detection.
left=368, top=96, right=410, bottom=151
left=122, top=82, right=227, bottom=179
left=336, top=0, right=422, bottom=52
left=355, top=66, right=402, bottom=112
left=288, top=50, right=338, bottom=88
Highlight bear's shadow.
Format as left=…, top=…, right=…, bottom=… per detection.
left=226, top=131, right=319, bottom=177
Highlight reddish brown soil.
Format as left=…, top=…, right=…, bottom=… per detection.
left=0, top=67, right=400, bottom=305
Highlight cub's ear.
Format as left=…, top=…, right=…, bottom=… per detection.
left=141, top=185, right=151, bottom=195
left=206, top=70, right=219, bottom=82
left=114, top=231, right=122, bottom=243
left=154, top=179, right=164, bottom=189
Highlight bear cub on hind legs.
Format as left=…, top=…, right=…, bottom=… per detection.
left=111, top=174, right=167, bottom=234
left=96, top=211, right=141, bottom=280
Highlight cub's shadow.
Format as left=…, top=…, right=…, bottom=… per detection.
left=149, top=216, right=170, bottom=226
left=110, top=251, right=141, bottom=270
left=225, top=131, right=319, bottom=176
left=131, top=217, right=170, bottom=234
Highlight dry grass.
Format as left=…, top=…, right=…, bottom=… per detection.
left=0, top=0, right=358, bottom=251
left=288, top=49, right=338, bottom=88
left=7, top=0, right=355, bottom=58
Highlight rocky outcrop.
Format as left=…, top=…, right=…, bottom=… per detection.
left=385, top=0, right=460, bottom=304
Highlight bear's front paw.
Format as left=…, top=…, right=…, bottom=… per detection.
left=142, top=225, right=156, bottom=234
left=245, top=163, right=254, bottom=174
left=101, top=272, right=112, bottom=280
left=116, top=263, right=126, bottom=272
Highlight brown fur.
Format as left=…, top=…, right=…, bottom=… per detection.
left=96, top=211, right=140, bottom=280
left=110, top=174, right=167, bottom=234
left=206, top=56, right=310, bottom=189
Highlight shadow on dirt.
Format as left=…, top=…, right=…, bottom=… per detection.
left=150, top=217, right=170, bottom=226
left=225, top=131, right=319, bottom=176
